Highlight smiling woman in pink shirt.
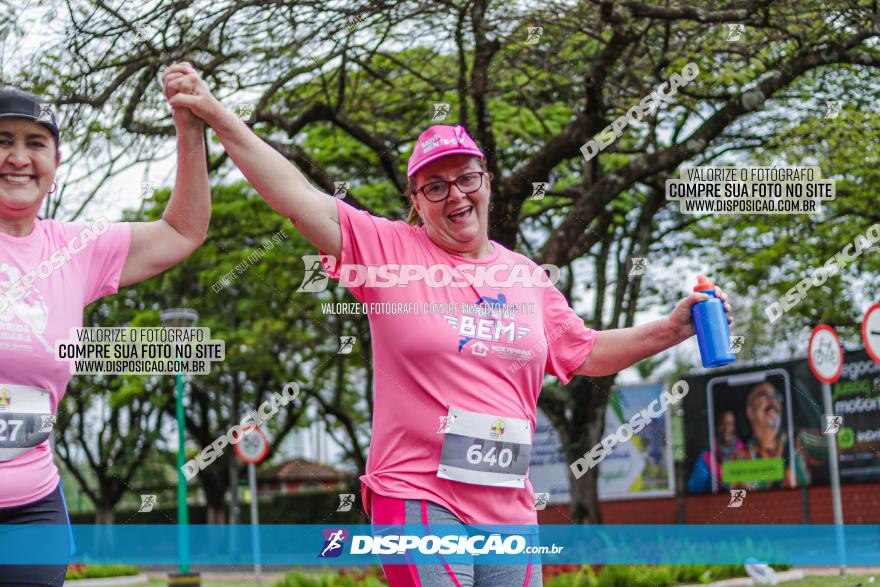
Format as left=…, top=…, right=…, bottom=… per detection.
left=0, top=71, right=211, bottom=586
left=165, top=63, right=733, bottom=587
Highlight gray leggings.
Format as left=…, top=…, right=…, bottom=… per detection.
left=371, top=494, right=542, bottom=587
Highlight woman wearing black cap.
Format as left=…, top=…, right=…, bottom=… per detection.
left=0, top=71, right=211, bottom=585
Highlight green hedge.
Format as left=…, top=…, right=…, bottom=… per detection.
left=69, top=485, right=367, bottom=524
left=274, top=569, right=387, bottom=586
left=65, top=564, right=139, bottom=580
left=546, top=566, right=600, bottom=587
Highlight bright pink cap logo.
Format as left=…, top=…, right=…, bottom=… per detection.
left=406, top=124, right=484, bottom=178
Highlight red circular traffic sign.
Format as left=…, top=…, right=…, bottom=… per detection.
left=234, top=426, right=269, bottom=464
left=862, top=303, right=880, bottom=365
left=808, top=324, right=843, bottom=383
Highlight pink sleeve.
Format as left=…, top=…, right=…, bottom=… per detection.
left=543, top=283, right=598, bottom=385
left=318, top=199, right=410, bottom=303
left=84, top=222, right=132, bottom=305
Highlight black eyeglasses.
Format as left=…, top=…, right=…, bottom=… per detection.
left=415, top=171, right=487, bottom=202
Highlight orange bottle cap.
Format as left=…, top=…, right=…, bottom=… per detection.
left=693, top=275, right=715, bottom=292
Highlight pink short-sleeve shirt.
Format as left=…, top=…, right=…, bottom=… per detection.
left=0, top=218, right=131, bottom=507
left=318, top=200, right=596, bottom=525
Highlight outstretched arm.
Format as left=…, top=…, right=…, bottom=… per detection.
left=162, top=62, right=341, bottom=259
left=120, top=67, right=211, bottom=287
left=577, top=287, right=733, bottom=377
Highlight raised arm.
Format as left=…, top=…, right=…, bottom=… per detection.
left=119, top=67, right=211, bottom=287
left=576, top=287, right=733, bottom=377
left=162, top=62, right=341, bottom=259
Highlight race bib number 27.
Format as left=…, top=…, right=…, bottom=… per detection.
left=0, top=385, right=54, bottom=462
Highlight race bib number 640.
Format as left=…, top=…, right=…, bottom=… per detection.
left=437, top=407, right=532, bottom=488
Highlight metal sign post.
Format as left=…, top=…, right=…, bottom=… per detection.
left=234, top=426, right=270, bottom=582
left=808, top=325, right=845, bottom=575
left=248, top=463, right=261, bottom=578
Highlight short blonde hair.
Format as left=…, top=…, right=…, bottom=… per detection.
left=405, top=158, right=490, bottom=226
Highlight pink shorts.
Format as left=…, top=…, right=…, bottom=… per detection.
left=369, top=492, right=541, bottom=587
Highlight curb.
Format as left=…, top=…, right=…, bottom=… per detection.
left=65, top=574, right=149, bottom=586
left=680, top=569, right=805, bottom=586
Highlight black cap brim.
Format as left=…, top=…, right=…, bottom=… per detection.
left=0, top=89, right=61, bottom=144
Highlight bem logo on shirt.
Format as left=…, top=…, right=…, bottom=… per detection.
left=450, top=314, right=531, bottom=342
left=444, top=312, right=531, bottom=352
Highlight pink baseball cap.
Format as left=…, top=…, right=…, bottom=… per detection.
left=406, top=124, right=484, bottom=178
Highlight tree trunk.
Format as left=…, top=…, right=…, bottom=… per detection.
left=207, top=502, right=226, bottom=525
left=565, top=375, right=616, bottom=524
left=202, top=466, right=228, bottom=524
left=569, top=464, right=602, bottom=524
left=229, top=456, right=240, bottom=525
left=229, top=381, right=241, bottom=525
left=94, top=504, right=115, bottom=524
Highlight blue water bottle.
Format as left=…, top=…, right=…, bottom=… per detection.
left=691, top=275, right=736, bottom=368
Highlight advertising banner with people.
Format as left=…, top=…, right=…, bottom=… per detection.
left=683, top=350, right=880, bottom=493
left=532, top=383, right=675, bottom=502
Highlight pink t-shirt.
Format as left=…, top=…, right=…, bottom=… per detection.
left=320, top=200, right=597, bottom=525
left=0, top=218, right=131, bottom=508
